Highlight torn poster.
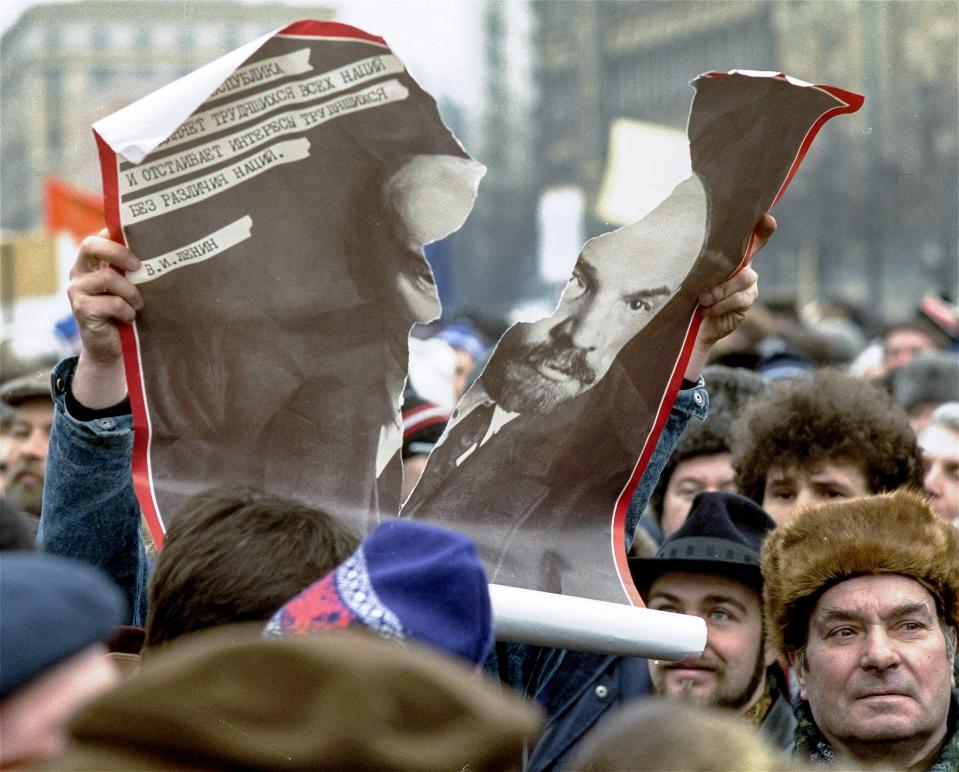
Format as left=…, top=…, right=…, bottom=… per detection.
left=402, top=71, right=863, bottom=604
left=95, top=21, right=485, bottom=545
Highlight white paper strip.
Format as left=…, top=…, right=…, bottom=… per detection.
left=209, top=48, right=313, bottom=100
left=93, top=29, right=280, bottom=163
left=121, top=138, right=311, bottom=224
left=127, top=215, right=253, bottom=284
left=490, top=584, right=707, bottom=660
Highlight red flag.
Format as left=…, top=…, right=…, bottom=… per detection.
left=43, top=176, right=104, bottom=240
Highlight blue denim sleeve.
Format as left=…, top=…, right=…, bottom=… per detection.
left=38, top=357, right=148, bottom=626
left=624, top=379, right=708, bottom=547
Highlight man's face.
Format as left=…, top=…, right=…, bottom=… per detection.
left=794, top=574, right=956, bottom=762
left=762, top=460, right=869, bottom=525
left=386, top=155, right=486, bottom=324
left=919, top=424, right=959, bottom=523
left=883, top=329, right=935, bottom=372
left=660, top=452, right=736, bottom=537
left=1, top=398, right=53, bottom=516
left=394, top=252, right=442, bottom=324
left=486, top=177, right=707, bottom=414
left=647, top=571, right=768, bottom=712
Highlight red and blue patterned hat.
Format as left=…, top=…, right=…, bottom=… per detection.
left=265, top=519, right=493, bottom=665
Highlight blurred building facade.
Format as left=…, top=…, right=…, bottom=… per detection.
left=529, top=0, right=958, bottom=322
left=1, top=0, right=332, bottom=233
left=446, top=0, right=540, bottom=326
left=2, top=1, right=955, bottom=326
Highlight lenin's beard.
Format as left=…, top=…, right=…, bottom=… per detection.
left=483, top=325, right=597, bottom=414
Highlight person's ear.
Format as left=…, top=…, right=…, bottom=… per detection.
left=947, top=625, right=957, bottom=688
left=787, top=649, right=807, bottom=700
left=763, top=642, right=777, bottom=669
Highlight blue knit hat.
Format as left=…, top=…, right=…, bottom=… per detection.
left=265, top=520, right=493, bottom=666
left=0, top=551, right=125, bottom=698
left=435, top=322, right=487, bottom=362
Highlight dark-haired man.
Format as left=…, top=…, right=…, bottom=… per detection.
left=635, top=494, right=781, bottom=717
left=0, top=371, right=54, bottom=528
left=637, top=364, right=765, bottom=542
left=729, top=368, right=923, bottom=524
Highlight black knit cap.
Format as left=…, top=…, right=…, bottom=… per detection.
left=630, top=491, right=775, bottom=597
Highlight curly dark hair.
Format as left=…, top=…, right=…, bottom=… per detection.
left=730, top=369, right=923, bottom=503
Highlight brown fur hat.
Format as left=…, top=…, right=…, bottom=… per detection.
left=44, top=624, right=543, bottom=770
left=761, top=489, right=959, bottom=662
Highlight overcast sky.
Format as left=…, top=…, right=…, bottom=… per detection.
left=1, top=0, right=486, bottom=105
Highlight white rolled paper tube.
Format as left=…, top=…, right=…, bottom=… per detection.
left=489, top=584, right=706, bottom=661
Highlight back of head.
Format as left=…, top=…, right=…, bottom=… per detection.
left=145, top=486, right=360, bottom=648
left=50, top=624, right=543, bottom=771
left=0, top=551, right=124, bottom=700
left=266, top=519, right=494, bottom=667
left=889, top=351, right=959, bottom=417
left=730, top=368, right=922, bottom=503
left=567, top=699, right=790, bottom=771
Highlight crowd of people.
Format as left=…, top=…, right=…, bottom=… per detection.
left=1, top=206, right=957, bottom=770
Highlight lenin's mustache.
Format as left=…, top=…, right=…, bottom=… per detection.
left=526, top=340, right=597, bottom=387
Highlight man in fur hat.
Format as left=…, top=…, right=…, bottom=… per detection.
left=762, top=489, right=959, bottom=769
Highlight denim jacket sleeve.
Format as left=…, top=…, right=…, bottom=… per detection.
left=624, top=378, right=708, bottom=547
left=37, top=357, right=148, bottom=626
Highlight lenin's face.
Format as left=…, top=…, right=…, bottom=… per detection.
left=488, top=176, right=708, bottom=414
left=385, top=155, right=486, bottom=324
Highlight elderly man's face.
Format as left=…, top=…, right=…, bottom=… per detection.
left=386, top=154, right=485, bottom=324
left=795, top=574, right=956, bottom=765
left=919, top=424, right=959, bottom=523
left=647, top=571, right=769, bottom=712
left=1, top=398, right=53, bottom=516
left=486, top=177, right=707, bottom=414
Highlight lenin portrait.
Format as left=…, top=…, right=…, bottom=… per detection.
left=403, top=72, right=855, bottom=602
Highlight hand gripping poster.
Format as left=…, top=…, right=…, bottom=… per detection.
left=95, top=22, right=485, bottom=544
left=402, top=71, right=863, bottom=604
